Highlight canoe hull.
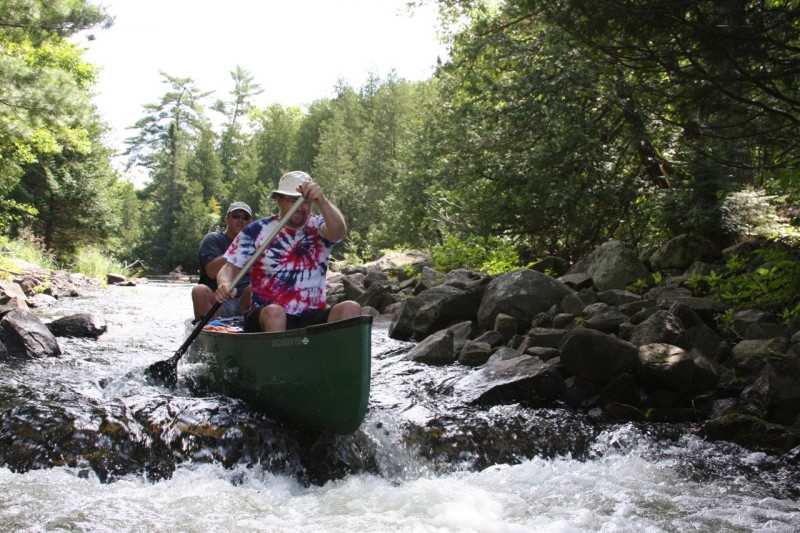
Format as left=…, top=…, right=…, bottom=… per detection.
left=183, top=315, right=372, bottom=434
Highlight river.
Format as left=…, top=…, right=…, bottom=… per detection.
left=0, top=281, right=798, bottom=532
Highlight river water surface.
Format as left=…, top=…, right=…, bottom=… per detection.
left=0, top=281, right=798, bottom=532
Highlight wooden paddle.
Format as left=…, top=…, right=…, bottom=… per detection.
left=146, top=196, right=307, bottom=386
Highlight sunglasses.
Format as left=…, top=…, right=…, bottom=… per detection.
left=229, top=213, right=251, bottom=220
left=281, top=195, right=310, bottom=204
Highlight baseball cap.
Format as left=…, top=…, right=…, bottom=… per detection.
left=226, top=201, right=252, bottom=217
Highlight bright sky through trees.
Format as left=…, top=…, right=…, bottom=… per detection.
left=80, top=0, right=446, bottom=156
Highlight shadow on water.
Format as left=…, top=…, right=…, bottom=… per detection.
left=0, top=282, right=798, bottom=499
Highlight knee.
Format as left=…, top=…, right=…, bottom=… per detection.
left=191, top=284, right=212, bottom=302
left=262, top=304, right=284, bottom=321
left=259, top=304, right=287, bottom=331
left=334, top=300, right=361, bottom=319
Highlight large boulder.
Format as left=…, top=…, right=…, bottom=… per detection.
left=47, top=313, right=108, bottom=339
left=738, top=358, right=800, bottom=426
left=477, top=269, right=574, bottom=332
left=635, top=344, right=696, bottom=394
left=731, top=338, right=790, bottom=375
left=559, top=328, right=638, bottom=382
left=403, top=321, right=473, bottom=366
left=647, top=234, right=722, bottom=272
left=1, top=309, right=61, bottom=358
left=355, top=284, right=399, bottom=314
left=452, top=355, right=566, bottom=406
left=0, top=281, right=28, bottom=309
left=412, top=285, right=483, bottom=340
left=568, top=240, right=651, bottom=291
left=390, top=282, right=484, bottom=341
left=404, top=328, right=456, bottom=366
left=629, top=310, right=684, bottom=346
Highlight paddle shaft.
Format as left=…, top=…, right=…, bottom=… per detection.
left=168, top=196, right=307, bottom=364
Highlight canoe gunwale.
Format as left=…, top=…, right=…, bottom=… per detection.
left=183, top=314, right=373, bottom=339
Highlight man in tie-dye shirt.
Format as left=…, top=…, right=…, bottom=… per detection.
left=215, top=171, right=361, bottom=332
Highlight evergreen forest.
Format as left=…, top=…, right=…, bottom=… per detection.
left=2, top=0, right=799, bottom=276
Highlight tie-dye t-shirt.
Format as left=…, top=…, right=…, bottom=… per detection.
left=224, top=214, right=336, bottom=315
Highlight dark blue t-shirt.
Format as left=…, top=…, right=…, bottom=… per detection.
left=198, top=231, right=250, bottom=291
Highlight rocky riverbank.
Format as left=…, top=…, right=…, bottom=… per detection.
left=329, top=236, right=800, bottom=456
left=2, top=236, right=799, bottom=458
left=0, top=260, right=108, bottom=357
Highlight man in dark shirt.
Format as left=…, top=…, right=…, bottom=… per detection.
left=191, top=201, right=253, bottom=320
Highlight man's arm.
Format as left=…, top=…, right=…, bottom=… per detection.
left=204, top=255, right=228, bottom=279
left=199, top=233, right=231, bottom=281
left=215, top=262, right=243, bottom=302
left=300, top=181, right=347, bottom=242
left=317, top=198, right=347, bottom=242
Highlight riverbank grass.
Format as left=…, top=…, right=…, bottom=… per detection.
left=0, top=235, right=130, bottom=284
left=71, top=247, right=132, bottom=281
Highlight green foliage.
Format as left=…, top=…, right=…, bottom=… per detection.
left=432, top=234, right=531, bottom=274
left=5, top=0, right=800, bottom=280
left=0, top=230, right=58, bottom=271
left=424, top=0, right=800, bottom=255
left=0, top=0, right=111, bottom=235
left=721, top=188, right=800, bottom=244
left=689, top=250, right=800, bottom=323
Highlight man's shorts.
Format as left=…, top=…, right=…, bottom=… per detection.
left=244, top=306, right=332, bottom=333
left=219, top=295, right=243, bottom=318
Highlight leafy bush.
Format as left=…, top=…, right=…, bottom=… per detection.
left=432, top=235, right=532, bottom=275
left=687, top=249, right=800, bottom=324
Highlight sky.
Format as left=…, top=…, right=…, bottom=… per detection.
left=79, top=0, right=447, bottom=164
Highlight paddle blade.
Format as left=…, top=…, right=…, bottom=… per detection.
left=145, top=355, right=178, bottom=387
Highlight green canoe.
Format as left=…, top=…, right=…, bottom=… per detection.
left=183, top=315, right=373, bottom=434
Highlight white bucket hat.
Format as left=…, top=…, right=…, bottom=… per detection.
left=270, top=171, right=313, bottom=199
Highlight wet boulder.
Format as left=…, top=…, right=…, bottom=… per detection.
left=404, top=328, right=456, bottom=366
left=458, top=341, right=493, bottom=367
left=47, top=313, right=108, bottom=339
left=1, top=309, right=61, bottom=358
left=403, top=321, right=472, bottom=366
left=699, top=413, right=800, bottom=455
left=27, top=293, right=57, bottom=308
left=453, top=354, right=566, bottom=406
